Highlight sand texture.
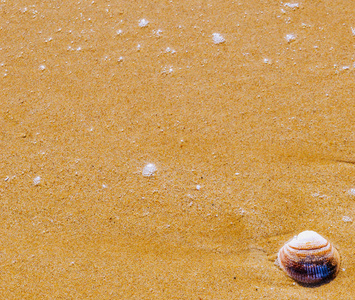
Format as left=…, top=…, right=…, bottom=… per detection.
left=1, top=0, right=355, bottom=299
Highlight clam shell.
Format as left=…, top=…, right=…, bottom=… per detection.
left=277, top=231, right=340, bottom=285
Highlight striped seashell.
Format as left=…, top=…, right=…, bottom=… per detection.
left=277, top=230, right=340, bottom=285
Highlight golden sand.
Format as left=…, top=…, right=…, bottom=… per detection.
left=0, top=0, right=355, bottom=298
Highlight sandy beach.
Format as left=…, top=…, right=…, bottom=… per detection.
left=1, top=0, right=355, bottom=298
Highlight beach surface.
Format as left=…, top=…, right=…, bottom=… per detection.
left=1, top=0, right=355, bottom=298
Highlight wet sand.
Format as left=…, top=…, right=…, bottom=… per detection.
left=1, top=0, right=355, bottom=298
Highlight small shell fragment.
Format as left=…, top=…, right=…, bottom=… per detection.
left=212, top=33, right=225, bottom=44
left=142, top=163, right=157, bottom=177
left=277, top=230, right=340, bottom=285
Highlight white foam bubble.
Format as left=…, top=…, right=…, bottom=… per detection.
left=285, top=33, right=296, bottom=43
left=284, top=3, right=299, bottom=9
left=342, top=216, right=352, bottom=222
left=33, top=176, right=41, bottom=185
left=162, top=66, right=173, bottom=74
left=139, top=19, right=149, bottom=28
left=165, top=47, right=176, bottom=54
left=153, top=29, right=162, bottom=36
left=142, top=163, right=157, bottom=177
left=212, top=33, right=225, bottom=44
left=348, top=188, right=355, bottom=196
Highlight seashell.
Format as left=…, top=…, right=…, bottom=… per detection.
left=277, top=230, right=340, bottom=285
